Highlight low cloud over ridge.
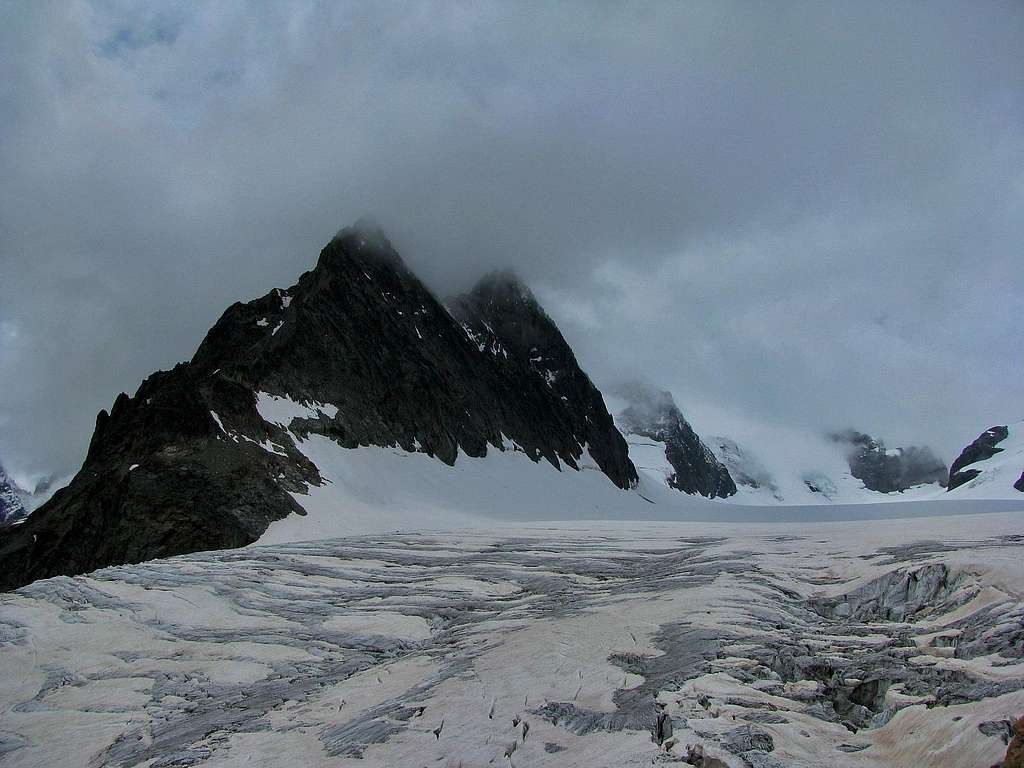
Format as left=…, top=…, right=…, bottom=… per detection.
left=1, top=1, right=1022, bottom=478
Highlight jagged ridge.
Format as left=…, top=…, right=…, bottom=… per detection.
left=0, top=223, right=635, bottom=591
left=449, top=270, right=636, bottom=491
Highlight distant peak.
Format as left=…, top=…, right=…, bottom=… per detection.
left=612, top=380, right=678, bottom=415
left=468, top=269, right=536, bottom=306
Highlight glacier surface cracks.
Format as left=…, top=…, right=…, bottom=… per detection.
left=0, top=518, right=1022, bottom=767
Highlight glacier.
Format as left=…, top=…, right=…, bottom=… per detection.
left=1, top=481, right=1023, bottom=766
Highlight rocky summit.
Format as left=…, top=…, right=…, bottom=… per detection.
left=614, top=382, right=736, bottom=499
left=0, top=222, right=635, bottom=591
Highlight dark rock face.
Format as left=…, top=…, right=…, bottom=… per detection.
left=448, top=271, right=636, bottom=490
left=0, top=222, right=635, bottom=591
left=0, top=465, right=27, bottom=526
left=0, top=364, right=318, bottom=592
left=614, top=383, right=735, bottom=499
left=830, top=430, right=947, bottom=493
left=947, top=425, right=1010, bottom=491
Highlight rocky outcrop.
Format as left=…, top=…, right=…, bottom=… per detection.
left=0, top=222, right=635, bottom=591
left=614, top=383, right=735, bottom=499
left=948, top=425, right=1009, bottom=491
left=830, top=430, right=947, bottom=493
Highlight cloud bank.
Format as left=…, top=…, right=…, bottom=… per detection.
left=2, top=1, right=1022, bottom=479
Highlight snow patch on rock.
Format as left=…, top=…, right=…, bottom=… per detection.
left=255, top=392, right=339, bottom=426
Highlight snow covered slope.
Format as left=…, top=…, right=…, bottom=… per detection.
left=252, top=413, right=1024, bottom=546
left=257, top=432, right=689, bottom=545
left=2, top=511, right=1023, bottom=767
left=705, top=430, right=945, bottom=506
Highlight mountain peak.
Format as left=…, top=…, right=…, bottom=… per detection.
left=334, top=216, right=388, bottom=244
left=614, top=381, right=678, bottom=424
left=611, top=381, right=736, bottom=499
left=466, top=269, right=536, bottom=307
left=321, top=218, right=402, bottom=272
left=0, top=226, right=636, bottom=590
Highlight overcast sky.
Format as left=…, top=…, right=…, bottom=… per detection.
left=2, top=1, right=1022, bottom=482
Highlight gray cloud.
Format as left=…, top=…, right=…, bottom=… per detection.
left=2, top=1, right=1022, bottom=480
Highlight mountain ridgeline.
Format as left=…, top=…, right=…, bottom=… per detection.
left=0, top=222, right=985, bottom=592
left=0, top=223, right=636, bottom=591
